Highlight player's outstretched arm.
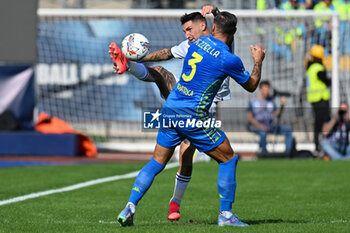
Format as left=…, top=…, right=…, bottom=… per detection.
left=242, top=45, right=266, bottom=92
left=142, top=48, right=174, bottom=62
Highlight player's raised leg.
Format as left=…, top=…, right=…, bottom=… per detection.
left=109, top=42, right=128, bottom=74
left=117, top=144, right=174, bottom=227
left=205, top=138, right=249, bottom=227
left=109, top=42, right=176, bottom=99
left=168, top=140, right=195, bottom=220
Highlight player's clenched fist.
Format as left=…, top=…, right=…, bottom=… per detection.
left=201, top=4, right=219, bottom=17
left=250, top=45, right=266, bottom=63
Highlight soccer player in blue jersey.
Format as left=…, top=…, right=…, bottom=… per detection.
left=116, top=11, right=266, bottom=227
left=111, top=5, right=230, bottom=221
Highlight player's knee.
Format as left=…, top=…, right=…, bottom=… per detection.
left=208, top=139, right=235, bottom=163
left=213, top=149, right=234, bottom=163
left=150, top=66, right=168, bottom=84
left=221, top=142, right=235, bottom=162
left=152, top=65, right=164, bottom=73
left=223, top=150, right=234, bottom=162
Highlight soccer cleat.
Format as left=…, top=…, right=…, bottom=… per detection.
left=117, top=205, right=134, bottom=227
left=217, top=213, right=249, bottom=227
left=109, top=42, right=128, bottom=74
left=168, top=202, right=180, bottom=221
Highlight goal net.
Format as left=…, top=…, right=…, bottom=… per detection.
left=36, top=9, right=348, bottom=145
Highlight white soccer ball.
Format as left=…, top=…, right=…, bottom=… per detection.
left=121, top=33, right=150, bottom=61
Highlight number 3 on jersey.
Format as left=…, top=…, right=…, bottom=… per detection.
left=182, top=52, right=203, bottom=82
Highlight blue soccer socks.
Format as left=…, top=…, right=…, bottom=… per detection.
left=217, top=155, right=238, bottom=211
left=128, top=158, right=165, bottom=205
left=127, top=61, right=150, bottom=81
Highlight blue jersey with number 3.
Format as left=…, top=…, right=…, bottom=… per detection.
left=164, top=35, right=250, bottom=117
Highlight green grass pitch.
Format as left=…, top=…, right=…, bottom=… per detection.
left=0, top=160, right=349, bottom=232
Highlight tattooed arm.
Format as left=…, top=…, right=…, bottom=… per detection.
left=142, top=48, right=174, bottom=62
left=242, top=45, right=266, bottom=92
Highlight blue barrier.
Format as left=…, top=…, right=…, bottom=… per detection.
left=0, top=132, right=80, bottom=156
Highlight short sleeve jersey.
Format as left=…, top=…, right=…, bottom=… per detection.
left=164, top=35, right=250, bottom=117
left=171, top=39, right=231, bottom=101
left=171, top=40, right=191, bottom=59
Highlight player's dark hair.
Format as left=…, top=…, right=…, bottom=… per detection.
left=213, top=11, right=237, bottom=36
left=259, top=80, right=271, bottom=88
left=180, top=12, right=206, bottom=26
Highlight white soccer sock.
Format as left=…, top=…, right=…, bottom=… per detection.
left=220, top=211, right=233, bottom=219
left=127, top=61, right=150, bottom=81
left=169, top=173, right=191, bottom=205
left=127, top=202, right=136, bottom=214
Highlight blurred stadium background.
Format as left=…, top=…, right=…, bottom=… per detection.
left=1, top=2, right=350, bottom=231
left=1, top=0, right=350, bottom=155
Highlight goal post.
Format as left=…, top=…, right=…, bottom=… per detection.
left=36, top=9, right=346, bottom=144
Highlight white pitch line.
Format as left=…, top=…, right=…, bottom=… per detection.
left=0, top=162, right=179, bottom=207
